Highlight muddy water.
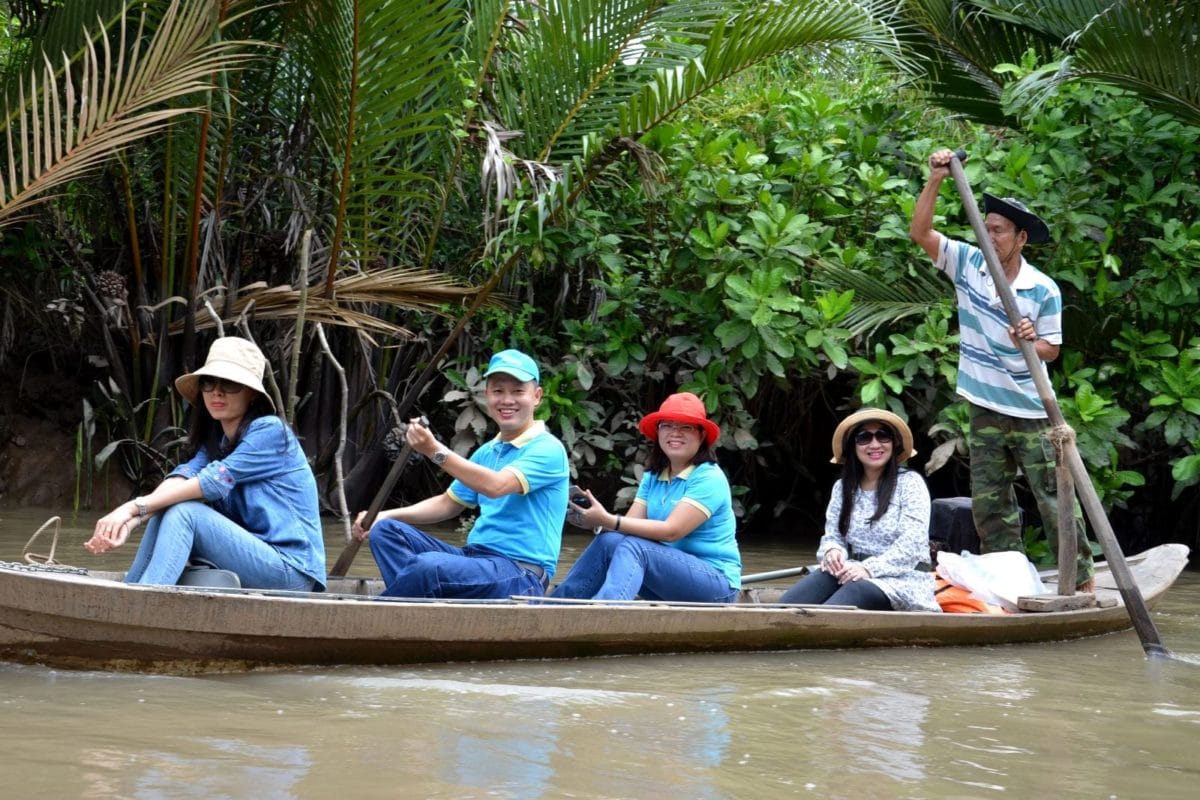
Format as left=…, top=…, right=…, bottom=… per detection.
left=1, top=508, right=1198, bottom=799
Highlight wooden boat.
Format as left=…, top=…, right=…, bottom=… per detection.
left=0, top=544, right=1188, bottom=673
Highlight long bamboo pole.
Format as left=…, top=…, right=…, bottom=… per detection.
left=945, top=151, right=1168, bottom=658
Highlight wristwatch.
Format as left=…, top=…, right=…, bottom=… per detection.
left=431, top=449, right=450, bottom=466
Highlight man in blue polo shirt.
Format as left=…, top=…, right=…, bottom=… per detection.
left=910, top=148, right=1094, bottom=591
left=352, top=349, right=569, bottom=598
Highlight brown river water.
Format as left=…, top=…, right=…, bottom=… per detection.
left=1, top=507, right=1198, bottom=799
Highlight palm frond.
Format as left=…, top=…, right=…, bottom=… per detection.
left=897, top=0, right=1061, bottom=127
left=511, top=0, right=912, bottom=226
left=613, top=1, right=910, bottom=141
left=0, top=0, right=257, bottom=226
left=492, top=0, right=910, bottom=164
left=1, top=0, right=128, bottom=114
left=811, top=259, right=951, bottom=338
left=169, top=266, right=503, bottom=338
left=980, top=0, right=1200, bottom=127
left=297, top=0, right=466, bottom=284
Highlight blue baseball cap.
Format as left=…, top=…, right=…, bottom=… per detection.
left=484, top=349, right=539, bottom=383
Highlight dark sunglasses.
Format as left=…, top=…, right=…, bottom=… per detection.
left=854, top=428, right=893, bottom=445
left=199, top=377, right=245, bottom=394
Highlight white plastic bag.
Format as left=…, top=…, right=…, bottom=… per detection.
left=935, top=550, right=1048, bottom=612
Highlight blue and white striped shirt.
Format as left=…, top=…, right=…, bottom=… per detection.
left=936, top=234, right=1062, bottom=419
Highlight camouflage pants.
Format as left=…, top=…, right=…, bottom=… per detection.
left=968, top=404, right=1095, bottom=582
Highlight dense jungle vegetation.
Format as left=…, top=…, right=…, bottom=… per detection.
left=1, top=1, right=1198, bottom=556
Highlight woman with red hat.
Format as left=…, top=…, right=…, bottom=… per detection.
left=780, top=408, right=938, bottom=611
left=550, top=392, right=742, bottom=602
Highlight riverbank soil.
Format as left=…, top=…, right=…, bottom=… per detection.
left=0, top=366, right=130, bottom=510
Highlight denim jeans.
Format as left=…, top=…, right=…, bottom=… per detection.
left=368, top=520, right=545, bottom=599
left=124, top=501, right=316, bottom=590
left=779, top=569, right=891, bottom=609
left=550, top=531, right=737, bottom=602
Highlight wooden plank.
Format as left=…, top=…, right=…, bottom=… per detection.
left=1018, top=594, right=1097, bottom=612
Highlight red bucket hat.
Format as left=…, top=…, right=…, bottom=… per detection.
left=638, top=392, right=721, bottom=446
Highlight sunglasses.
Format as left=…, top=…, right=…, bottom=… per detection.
left=657, top=421, right=699, bottom=434
left=199, top=377, right=246, bottom=394
left=854, top=428, right=893, bottom=445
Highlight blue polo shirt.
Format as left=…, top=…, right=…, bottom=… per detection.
left=633, top=462, right=742, bottom=589
left=446, top=421, right=569, bottom=577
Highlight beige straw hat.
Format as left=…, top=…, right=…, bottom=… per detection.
left=174, top=337, right=274, bottom=411
left=830, top=408, right=916, bottom=464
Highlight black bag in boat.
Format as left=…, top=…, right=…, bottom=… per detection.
left=929, top=497, right=982, bottom=562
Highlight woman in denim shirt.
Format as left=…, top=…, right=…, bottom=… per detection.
left=85, top=337, right=326, bottom=591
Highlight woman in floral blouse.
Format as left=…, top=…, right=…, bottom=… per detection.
left=781, top=408, right=939, bottom=612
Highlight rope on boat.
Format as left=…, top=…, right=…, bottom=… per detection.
left=22, top=516, right=65, bottom=565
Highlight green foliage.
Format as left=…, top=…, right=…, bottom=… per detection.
left=532, top=48, right=1200, bottom=533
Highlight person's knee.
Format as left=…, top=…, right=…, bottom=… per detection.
left=613, top=536, right=651, bottom=564
left=781, top=571, right=836, bottom=604
left=369, top=519, right=418, bottom=553
left=160, top=500, right=206, bottom=528
left=593, top=531, right=627, bottom=551
left=372, top=518, right=415, bottom=538
left=832, top=581, right=891, bottom=610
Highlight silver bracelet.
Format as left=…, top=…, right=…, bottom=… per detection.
left=133, top=497, right=149, bottom=518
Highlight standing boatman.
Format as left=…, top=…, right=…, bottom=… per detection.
left=909, top=147, right=1095, bottom=592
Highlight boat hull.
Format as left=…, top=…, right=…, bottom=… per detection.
left=0, top=544, right=1189, bottom=672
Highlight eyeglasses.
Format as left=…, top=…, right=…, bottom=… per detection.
left=854, top=429, right=893, bottom=445
left=657, top=421, right=699, bottom=434
left=199, top=377, right=245, bottom=394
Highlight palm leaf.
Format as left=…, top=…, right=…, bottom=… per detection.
left=296, top=0, right=466, bottom=287
left=1, top=0, right=129, bottom=114
left=896, top=0, right=1061, bottom=127
left=521, top=0, right=911, bottom=226
left=0, top=0, right=257, bottom=226
left=490, top=0, right=722, bottom=163
left=170, top=266, right=502, bottom=338
left=812, top=259, right=952, bottom=338
left=979, top=0, right=1200, bottom=127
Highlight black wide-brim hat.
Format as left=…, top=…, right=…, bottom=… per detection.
left=983, top=193, right=1050, bottom=244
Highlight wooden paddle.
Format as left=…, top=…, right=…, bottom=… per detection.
left=946, top=149, right=1169, bottom=658
left=328, top=417, right=428, bottom=577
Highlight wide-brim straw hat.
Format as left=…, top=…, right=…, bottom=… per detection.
left=175, top=336, right=274, bottom=412
left=830, top=408, right=916, bottom=464
left=983, top=192, right=1050, bottom=244
left=638, top=391, right=720, bottom=446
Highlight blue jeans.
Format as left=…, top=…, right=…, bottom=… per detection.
left=779, top=569, right=891, bottom=609
left=368, top=520, right=546, bottom=599
left=124, top=501, right=316, bottom=590
left=550, top=531, right=737, bottom=602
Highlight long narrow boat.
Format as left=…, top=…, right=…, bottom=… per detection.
left=0, top=544, right=1188, bottom=673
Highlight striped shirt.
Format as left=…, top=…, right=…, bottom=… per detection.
left=935, top=234, right=1061, bottom=419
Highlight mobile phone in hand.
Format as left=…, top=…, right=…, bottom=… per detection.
left=570, top=487, right=592, bottom=508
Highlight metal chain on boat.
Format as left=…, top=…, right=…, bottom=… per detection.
left=0, top=560, right=88, bottom=575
